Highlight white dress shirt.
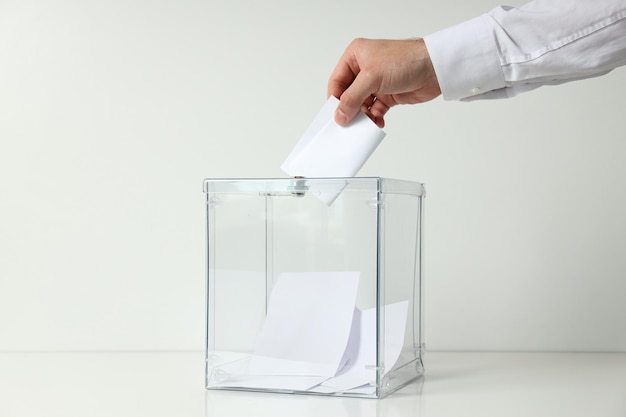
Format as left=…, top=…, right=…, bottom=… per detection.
left=423, top=0, right=626, bottom=101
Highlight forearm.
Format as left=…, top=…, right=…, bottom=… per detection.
left=423, top=0, right=626, bottom=101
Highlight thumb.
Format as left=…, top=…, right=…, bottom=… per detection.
left=334, top=72, right=378, bottom=126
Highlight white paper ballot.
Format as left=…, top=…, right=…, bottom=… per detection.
left=212, top=374, right=327, bottom=392
left=281, top=96, right=385, bottom=179
left=249, top=271, right=360, bottom=378
left=318, top=300, right=409, bottom=393
left=209, top=271, right=410, bottom=394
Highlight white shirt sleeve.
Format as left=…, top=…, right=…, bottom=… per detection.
left=423, top=0, right=626, bottom=101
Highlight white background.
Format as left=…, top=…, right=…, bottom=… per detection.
left=1, top=0, right=624, bottom=352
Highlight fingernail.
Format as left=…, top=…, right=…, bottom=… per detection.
left=335, top=108, right=349, bottom=126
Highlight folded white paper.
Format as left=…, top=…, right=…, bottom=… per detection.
left=319, top=300, right=409, bottom=393
left=212, top=374, right=327, bottom=392
left=210, top=271, right=409, bottom=394
left=281, top=96, right=385, bottom=185
left=249, top=271, right=360, bottom=377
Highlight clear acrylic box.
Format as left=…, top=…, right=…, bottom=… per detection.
left=203, top=177, right=425, bottom=398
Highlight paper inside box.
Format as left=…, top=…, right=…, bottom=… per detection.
left=208, top=271, right=408, bottom=394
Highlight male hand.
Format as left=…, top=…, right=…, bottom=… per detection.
left=328, top=38, right=441, bottom=128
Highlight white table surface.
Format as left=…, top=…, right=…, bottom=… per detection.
left=0, top=351, right=624, bottom=417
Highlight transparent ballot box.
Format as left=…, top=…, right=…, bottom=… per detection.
left=203, top=177, right=425, bottom=398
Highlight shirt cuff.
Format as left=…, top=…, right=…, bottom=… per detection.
left=423, top=14, right=505, bottom=101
